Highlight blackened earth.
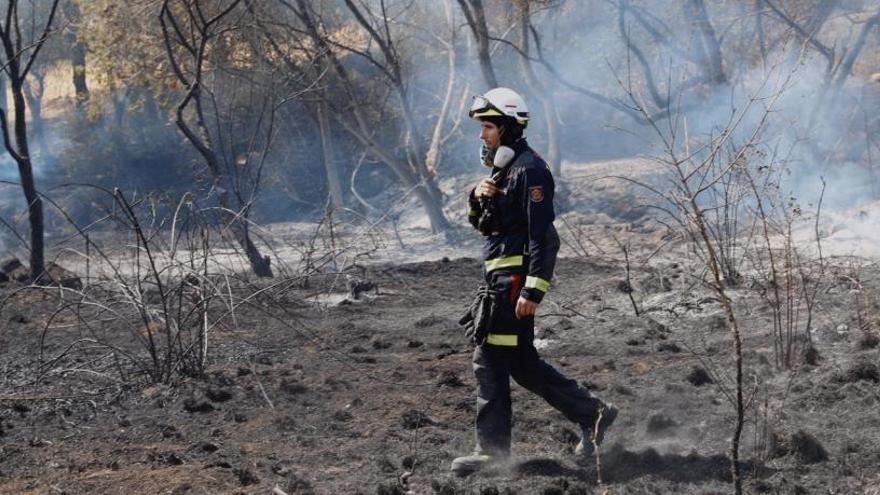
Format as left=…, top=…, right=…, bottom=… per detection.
left=1, top=255, right=879, bottom=494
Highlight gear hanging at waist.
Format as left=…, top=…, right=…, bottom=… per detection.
left=458, top=286, right=499, bottom=346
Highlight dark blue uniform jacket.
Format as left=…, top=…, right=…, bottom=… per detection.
left=467, top=139, right=560, bottom=304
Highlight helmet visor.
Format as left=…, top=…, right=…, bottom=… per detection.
left=468, top=95, right=504, bottom=119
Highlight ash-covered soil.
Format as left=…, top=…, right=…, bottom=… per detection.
left=2, top=250, right=880, bottom=494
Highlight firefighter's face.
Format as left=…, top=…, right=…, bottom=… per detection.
left=479, top=120, right=500, bottom=150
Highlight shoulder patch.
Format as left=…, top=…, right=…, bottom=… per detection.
left=529, top=185, right=544, bottom=203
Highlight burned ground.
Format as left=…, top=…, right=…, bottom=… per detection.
left=1, top=250, right=879, bottom=494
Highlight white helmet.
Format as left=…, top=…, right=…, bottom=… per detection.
left=469, top=87, right=529, bottom=128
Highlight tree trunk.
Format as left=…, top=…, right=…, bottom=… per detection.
left=0, top=74, right=6, bottom=163
left=316, top=101, right=344, bottom=211
left=396, top=87, right=447, bottom=210
left=71, top=41, right=89, bottom=106
left=23, top=79, right=43, bottom=135
left=0, top=73, right=6, bottom=112
left=143, top=89, right=161, bottom=122
left=293, top=0, right=453, bottom=235
left=413, top=183, right=452, bottom=234
left=457, top=0, right=498, bottom=88
left=23, top=74, right=50, bottom=162
left=159, top=0, right=274, bottom=279
left=0, top=0, right=60, bottom=283
left=173, top=95, right=274, bottom=279
left=685, top=0, right=727, bottom=85
left=754, top=0, right=767, bottom=71
left=63, top=2, right=89, bottom=108
left=471, top=0, right=498, bottom=89
left=333, top=112, right=453, bottom=234
left=218, top=189, right=273, bottom=277
left=518, top=3, right=562, bottom=176
left=425, top=0, right=457, bottom=176
left=541, top=94, right=562, bottom=177
left=10, top=80, right=45, bottom=280
left=107, top=90, right=129, bottom=183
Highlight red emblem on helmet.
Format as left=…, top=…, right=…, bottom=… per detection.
left=529, top=186, right=544, bottom=203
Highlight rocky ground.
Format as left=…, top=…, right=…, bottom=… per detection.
left=2, top=159, right=880, bottom=494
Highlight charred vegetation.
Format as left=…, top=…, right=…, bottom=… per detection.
left=1, top=1, right=880, bottom=494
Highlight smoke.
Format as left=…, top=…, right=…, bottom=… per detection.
left=3, top=1, right=877, bottom=252
left=478, top=1, right=880, bottom=216
left=500, top=2, right=872, bottom=183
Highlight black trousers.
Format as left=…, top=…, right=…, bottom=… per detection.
left=473, top=271, right=603, bottom=455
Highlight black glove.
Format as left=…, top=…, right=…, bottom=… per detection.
left=477, top=198, right=502, bottom=236
left=476, top=170, right=504, bottom=236
left=459, top=286, right=498, bottom=345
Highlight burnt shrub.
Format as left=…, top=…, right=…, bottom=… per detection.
left=837, top=362, right=880, bottom=383
left=686, top=366, right=713, bottom=386
left=234, top=467, right=259, bottom=486
left=401, top=409, right=435, bottom=430
left=205, top=388, right=233, bottom=403
left=437, top=370, right=464, bottom=388
left=182, top=397, right=214, bottom=414
left=657, top=341, right=682, bottom=353
left=646, top=413, right=679, bottom=435
left=858, top=333, right=879, bottom=350
left=790, top=430, right=829, bottom=464
left=280, top=378, right=308, bottom=395
left=802, top=346, right=821, bottom=366
left=770, top=429, right=829, bottom=463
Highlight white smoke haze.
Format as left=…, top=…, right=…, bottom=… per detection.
left=0, top=0, right=877, bottom=262
left=501, top=0, right=880, bottom=258
left=3, top=6, right=880, bottom=493
left=793, top=199, right=880, bottom=259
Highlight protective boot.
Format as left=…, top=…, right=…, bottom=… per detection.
left=450, top=453, right=502, bottom=477
left=575, top=403, right=618, bottom=456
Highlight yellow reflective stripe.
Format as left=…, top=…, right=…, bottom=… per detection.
left=484, top=255, right=523, bottom=272
left=472, top=109, right=504, bottom=118
left=525, top=276, right=551, bottom=293
left=467, top=207, right=479, bottom=216
left=486, top=333, right=518, bottom=346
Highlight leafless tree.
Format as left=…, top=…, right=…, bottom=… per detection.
left=23, top=63, right=51, bottom=161
left=424, top=0, right=469, bottom=178
left=516, top=0, right=562, bottom=176
left=456, top=0, right=499, bottom=89
left=277, top=0, right=453, bottom=235
left=245, top=2, right=343, bottom=212
left=612, top=0, right=728, bottom=118
left=612, top=56, right=803, bottom=493
left=159, top=0, right=274, bottom=277
left=0, top=0, right=61, bottom=281
left=761, top=1, right=880, bottom=128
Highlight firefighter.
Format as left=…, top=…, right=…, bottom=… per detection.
left=452, top=88, right=618, bottom=476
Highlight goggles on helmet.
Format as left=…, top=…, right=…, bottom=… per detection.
left=468, top=95, right=505, bottom=119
